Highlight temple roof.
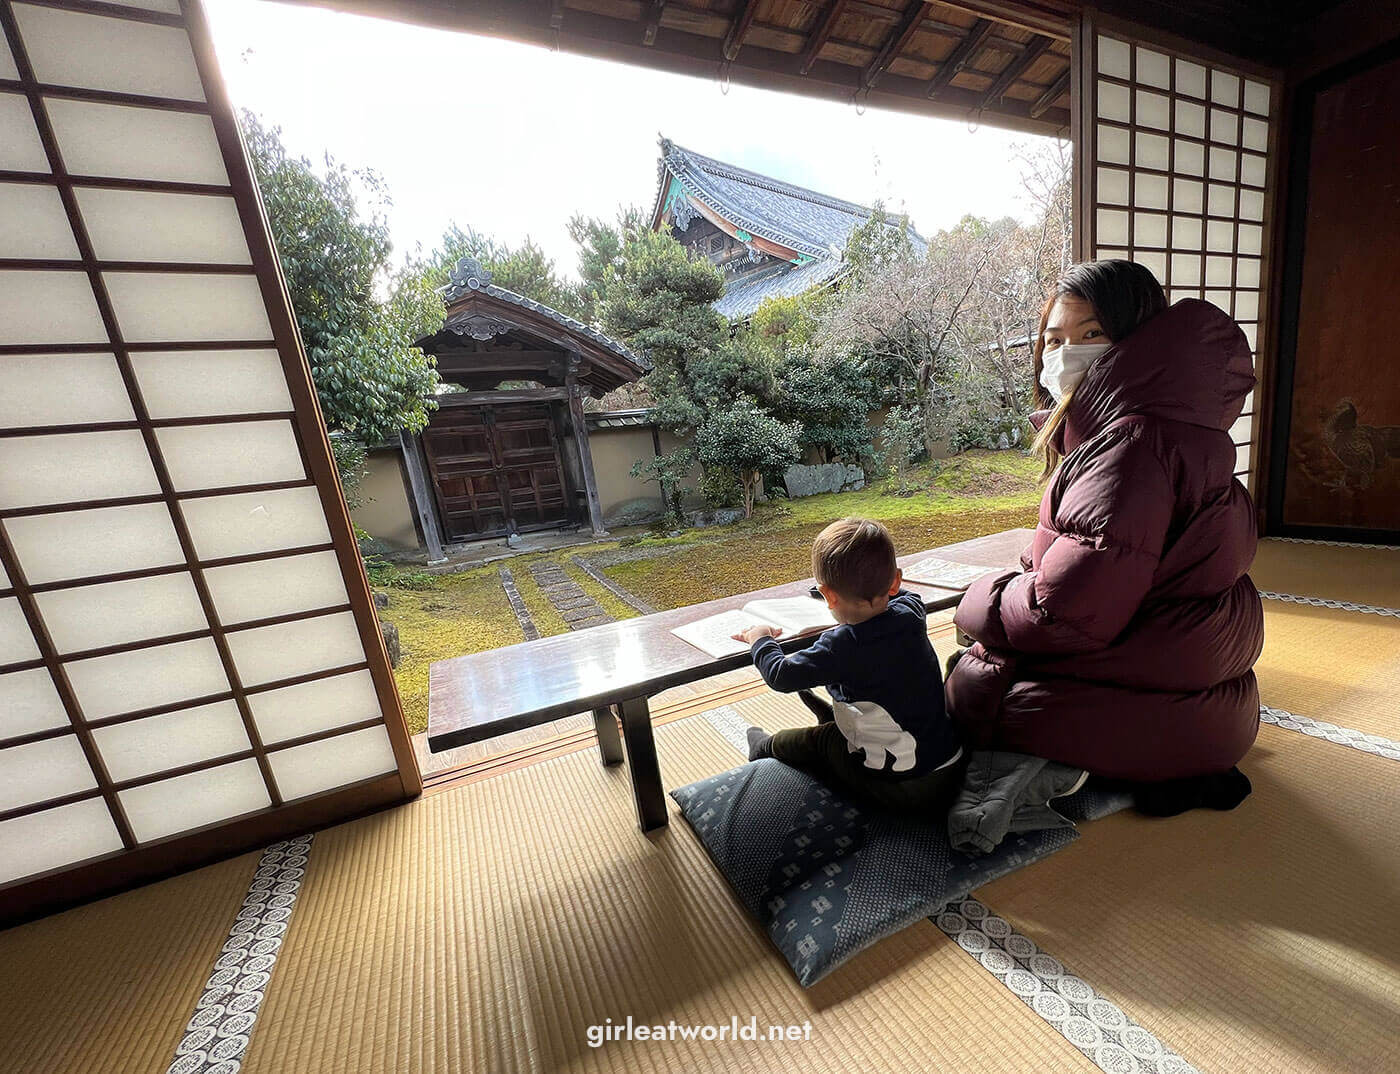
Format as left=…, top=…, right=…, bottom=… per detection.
left=651, top=137, right=925, bottom=320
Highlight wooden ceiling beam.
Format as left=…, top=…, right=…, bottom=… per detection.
left=1029, top=67, right=1070, bottom=118
left=798, top=0, right=850, bottom=76
left=642, top=1, right=667, bottom=47
left=925, top=17, right=993, bottom=100
left=722, top=0, right=760, bottom=61
left=861, top=0, right=930, bottom=90
left=977, top=33, right=1051, bottom=108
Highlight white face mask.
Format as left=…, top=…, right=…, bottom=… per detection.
left=1039, top=342, right=1110, bottom=402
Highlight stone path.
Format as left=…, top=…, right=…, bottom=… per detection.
left=497, top=565, right=540, bottom=641
left=527, top=561, right=613, bottom=630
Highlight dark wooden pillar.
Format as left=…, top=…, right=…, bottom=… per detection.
left=566, top=362, right=608, bottom=537
left=398, top=430, right=447, bottom=563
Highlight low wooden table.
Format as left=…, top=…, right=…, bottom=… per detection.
left=428, top=528, right=1033, bottom=832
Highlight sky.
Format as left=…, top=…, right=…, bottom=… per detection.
left=204, top=0, right=1060, bottom=280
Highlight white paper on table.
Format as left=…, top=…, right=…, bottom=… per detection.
left=670, top=609, right=771, bottom=658
left=743, top=596, right=837, bottom=635
left=670, top=596, right=836, bottom=658
left=902, top=557, right=1003, bottom=590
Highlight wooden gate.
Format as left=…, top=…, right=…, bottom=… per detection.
left=421, top=400, right=571, bottom=540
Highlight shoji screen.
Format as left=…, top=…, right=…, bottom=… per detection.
left=1078, top=19, right=1280, bottom=495
left=0, top=0, right=418, bottom=922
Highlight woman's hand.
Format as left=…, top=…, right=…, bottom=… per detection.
left=732, top=624, right=782, bottom=645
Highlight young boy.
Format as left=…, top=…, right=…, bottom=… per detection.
left=732, top=517, right=964, bottom=816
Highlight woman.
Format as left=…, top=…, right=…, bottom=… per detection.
left=945, top=260, right=1263, bottom=803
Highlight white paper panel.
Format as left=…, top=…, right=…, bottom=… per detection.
left=1210, top=70, right=1241, bottom=107
left=0, top=183, right=79, bottom=259
left=1097, top=124, right=1130, bottom=165
left=0, top=797, right=123, bottom=885
left=1209, top=108, right=1238, bottom=146
left=1135, top=132, right=1169, bottom=170
left=1241, top=153, right=1266, bottom=187
left=0, top=354, right=132, bottom=429
left=93, top=700, right=249, bottom=783
left=1242, top=117, right=1268, bottom=152
left=1173, top=178, right=1204, bottom=214
left=1135, top=47, right=1169, bottom=89
left=248, top=669, right=380, bottom=745
left=0, top=596, right=41, bottom=664
left=1243, top=79, right=1270, bottom=116
left=1137, top=174, right=1168, bottom=211
left=1171, top=215, right=1202, bottom=250
left=1241, top=323, right=1258, bottom=349
left=1096, top=80, right=1129, bottom=122
left=132, top=349, right=292, bottom=418
left=0, top=734, right=95, bottom=812
left=1136, top=89, right=1170, bottom=130
left=1097, top=166, right=1128, bottom=205
left=1171, top=253, right=1201, bottom=286
left=1229, top=413, right=1254, bottom=443
left=0, top=270, right=106, bottom=345
left=1174, top=141, right=1204, bottom=176
left=1096, top=209, right=1128, bottom=247
left=1208, top=183, right=1236, bottom=216
left=155, top=420, right=304, bottom=492
left=0, top=430, right=159, bottom=509
left=120, top=758, right=269, bottom=843
left=227, top=611, right=364, bottom=688
left=1135, top=212, right=1168, bottom=248
left=6, top=502, right=183, bottom=584
left=104, top=273, right=272, bottom=343
left=1135, top=250, right=1166, bottom=283
left=1235, top=443, right=1252, bottom=472
left=1235, top=290, right=1259, bottom=320
left=0, top=667, right=69, bottom=738
left=1208, top=147, right=1237, bottom=181
left=1175, top=99, right=1206, bottom=138
left=1175, top=59, right=1207, bottom=98
left=0, top=92, right=49, bottom=172
left=1237, top=257, right=1261, bottom=288
left=76, top=189, right=250, bottom=265
left=1205, top=256, right=1233, bottom=287
left=269, top=725, right=394, bottom=802
left=36, top=572, right=208, bottom=654
left=1206, top=220, right=1235, bottom=252
left=66, top=636, right=228, bottom=719
left=0, top=33, right=17, bottom=79
left=180, top=486, right=331, bottom=561
left=15, top=5, right=204, bottom=102
left=1205, top=289, right=1232, bottom=312
left=1097, top=36, right=1130, bottom=79
left=205, top=551, right=348, bottom=626
left=1239, top=188, right=1264, bottom=221
left=45, top=99, right=228, bottom=185
left=0, top=559, right=7, bottom=589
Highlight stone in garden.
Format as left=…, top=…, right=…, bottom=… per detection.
left=372, top=590, right=390, bottom=609
left=506, top=532, right=523, bottom=548
left=782, top=463, right=867, bottom=498
left=608, top=497, right=666, bottom=527
left=380, top=620, right=400, bottom=668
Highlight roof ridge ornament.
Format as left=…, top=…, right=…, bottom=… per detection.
left=449, top=256, right=492, bottom=292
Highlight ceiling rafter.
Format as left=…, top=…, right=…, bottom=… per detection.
left=798, top=0, right=851, bottom=76
left=861, top=0, right=931, bottom=90
left=642, top=0, right=667, bottom=46
left=1029, top=67, right=1070, bottom=117
left=925, top=16, right=994, bottom=100
left=977, top=32, right=1052, bottom=108
left=722, top=0, right=760, bottom=61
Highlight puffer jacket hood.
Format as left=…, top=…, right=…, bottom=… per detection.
left=946, top=299, right=1264, bottom=782
left=1060, top=299, right=1256, bottom=454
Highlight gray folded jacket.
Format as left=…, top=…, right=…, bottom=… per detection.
left=948, top=750, right=1089, bottom=855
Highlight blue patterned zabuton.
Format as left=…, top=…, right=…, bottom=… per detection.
left=671, top=759, right=1129, bottom=987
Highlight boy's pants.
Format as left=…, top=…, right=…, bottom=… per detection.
left=754, top=690, right=966, bottom=816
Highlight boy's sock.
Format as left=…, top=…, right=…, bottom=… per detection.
left=797, top=688, right=835, bottom=724
left=746, top=725, right=774, bottom=761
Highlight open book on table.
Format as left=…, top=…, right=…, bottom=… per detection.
left=901, top=556, right=1005, bottom=590
left=671, top=596, right=838, bottom=659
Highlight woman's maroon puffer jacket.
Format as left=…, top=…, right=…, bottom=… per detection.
left=946, top=299, right=1264, bottom=780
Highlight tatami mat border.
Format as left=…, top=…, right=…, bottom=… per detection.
left=1265, top=537, right=1398, bottom=550
left=933, top=899, right=1200, bottom=1074
left=1258, top=590, right=1399, bottom=617
left=165, top=835, right=314, bottom=1074
left=1260, top=704, right=1400, bottom=759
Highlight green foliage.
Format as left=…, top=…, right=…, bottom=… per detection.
left=364, top=556, right=438, bottom=591
left=412, top=224, right=586, bottom=320
left=601, top=227, right=729, bottom=435
left=629, top=446, right=694, bottom=525
left=330, top=435, right=369, bottom=511
left=242, top=112, right=440, bottom=446
left=843, top=200, right=917, bottom=278
left=878, top=404, right=926, bottom=494
left=568, top=206, right=646, bottom=324
left=774, top=345, right=893, bottom=464
left=695, top=401, right=801, bottom=518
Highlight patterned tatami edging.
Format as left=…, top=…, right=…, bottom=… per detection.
left=696, top=704, right=1190, bottom=1074
left=934, top=900, right=1200, bottom=1074
left=1260, top=705, right=1400, bottom=760
left=1267, top=537, right=1399, bottom=550
left=1258, top=590, right=1400, bottom=618
left=165, top=835, right=314, bottom=1074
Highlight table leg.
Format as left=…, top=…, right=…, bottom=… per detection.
left=617, top=696, right=668, bottom=832
left=592, top=705, right=623, bottom=767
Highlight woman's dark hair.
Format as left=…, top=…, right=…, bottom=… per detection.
left=1030, top=260, right=1168, bottom=478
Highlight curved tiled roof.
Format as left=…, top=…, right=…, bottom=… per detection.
left=713, top=256, right=845, bottom=321
left=439, top=258, right=650, bottom=373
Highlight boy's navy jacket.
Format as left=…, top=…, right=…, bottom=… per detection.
left=750, top=590, right=960, bottom=778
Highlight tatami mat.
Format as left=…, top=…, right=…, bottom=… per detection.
left=1253, top=539, right=1400, bottom=608
left=0, top=850, right=261, bottom=1074
left=237, top=712, right=1098, bottom=1074
left=1256, top=602, right=1400, bottom=740
left=975, top=725, right=1400, bottom=1073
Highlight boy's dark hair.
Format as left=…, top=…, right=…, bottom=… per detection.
left=812, top=518, right=897, bottom=602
